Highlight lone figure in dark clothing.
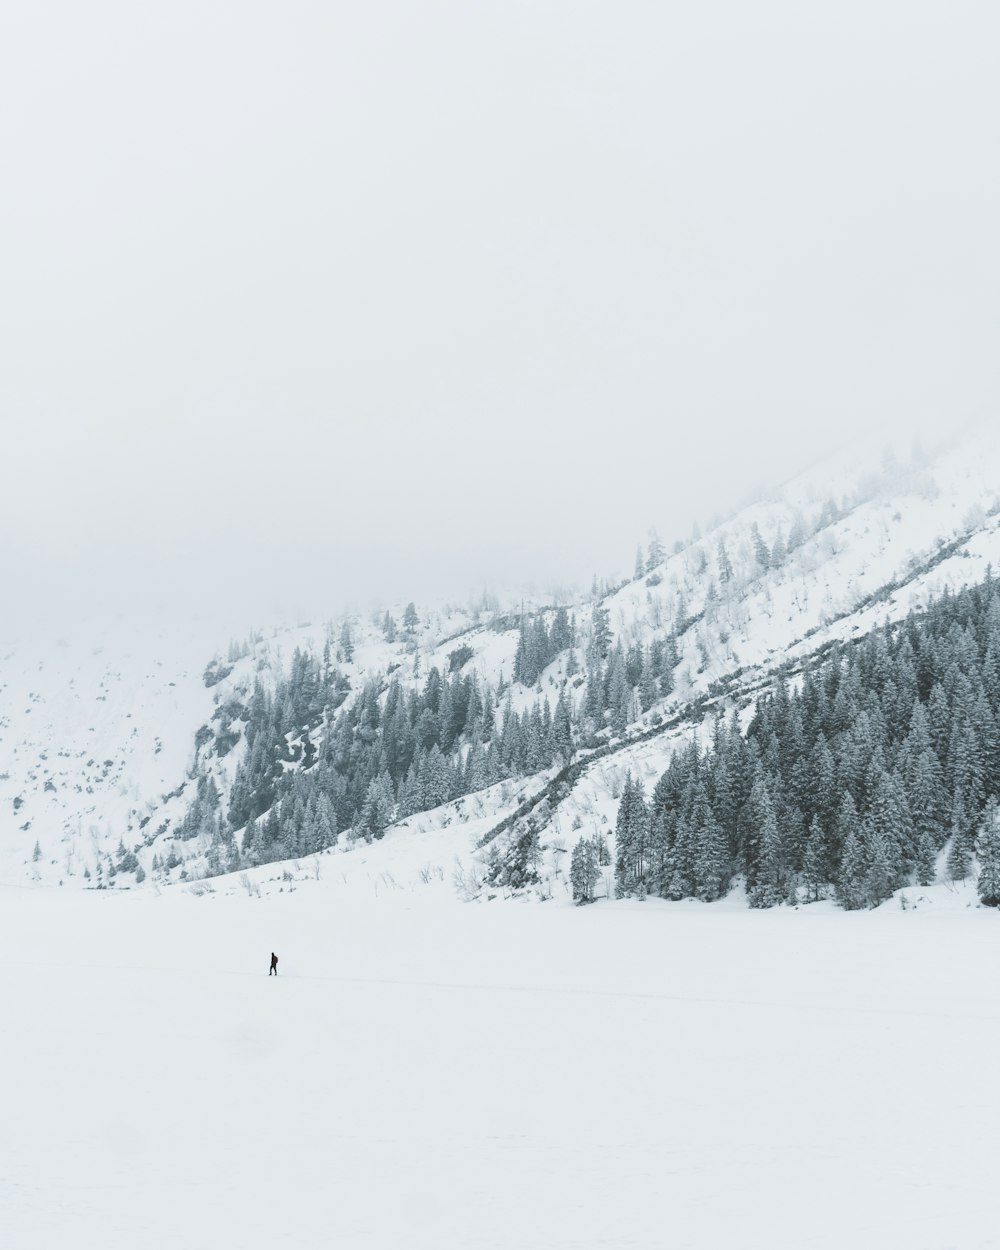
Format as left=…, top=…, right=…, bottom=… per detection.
left=269, top=952, right=278, bottom=976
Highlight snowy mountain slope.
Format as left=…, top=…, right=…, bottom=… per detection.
left=504, top=430, right=1000, bottom=888
left=602, top=428, right=998, bottom=702
left=0, top=597, right=545, bottom=886
left=3, top=425, right=999, bottom=891
left=0, top=620, right=218, bottom=885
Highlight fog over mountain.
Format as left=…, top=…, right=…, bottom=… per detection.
left=3, top=3, right=997, bottom=635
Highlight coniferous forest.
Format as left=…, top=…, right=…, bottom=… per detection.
left=173, top=621, right=584, bottom=878
left=614, top=575, right=1000, bottom=909
left=166, top=596, right=686, bottom=881
left=168, top=571, right=1000, bottom=912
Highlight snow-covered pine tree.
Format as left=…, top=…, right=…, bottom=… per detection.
left=975, top=797, right=1000, bottom=906
left=801, top=816, right=826, bottom=902
left=947, top=788, right=974, bottom=881
left=751, top=523, right=770, bottom=571
left=646, top=529, right=665, bottom=573
left=590, top=606, right=611, bottom=661
left=570, top=837, right=599, bottom=904
left=693, top=787, right=729, bottom=902
left=837, top=822, right=867, bottom=911
left=747, top=781, right=784, bottom=908
left=614, top=773, right=649, bottom=897
left=339, top=621, right=354, bottom=663
left=717, top=539, right=733, bottom=586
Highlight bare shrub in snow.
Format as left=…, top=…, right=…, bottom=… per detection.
left=239, top=872, right=260, bottom=899
left=452, top=857, right=481, bottom=902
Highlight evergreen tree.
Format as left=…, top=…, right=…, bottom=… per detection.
left=837, top=823, right=867, bottom=910
left=947, top=789, right=974, bottom=881
left=358, top=774, right=395, bottom=840
left=339, top=621, right=354, bottom=663
left=747, top=780, right=784, bottom=908
left=570, top=837, right=600, bottom=903
left=802, top=816, right=826, bottom=902
left=615, top=773, right=650, bottom=897
left=646, top=529, right=665, bottom=573
left=608, top=648, right=630, bottom=735
left=423, top=744, right=451, bottom=809
left=590, top=606, right=612, bottom=661
left=976, top=797, right=1000, bottom=906
left=751, top=523, right=770, bottom=571
left=552, top=689, right=574, bottom=761
left=863, top=818, right=896, bottom=908
left=717, top=539, right=734, bottom=586
left=693, top=788, right=729, bottom=901
left=787, top=513, right=807, bottom=552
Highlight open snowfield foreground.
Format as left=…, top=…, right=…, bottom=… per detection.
left=3, top=882, right=999, bottom=1250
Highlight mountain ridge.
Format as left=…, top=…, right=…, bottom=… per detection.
left=3, top=426, right=999, bottom=895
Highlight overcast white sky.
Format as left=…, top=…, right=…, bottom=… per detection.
left=2, top=2, right=997, bottom=635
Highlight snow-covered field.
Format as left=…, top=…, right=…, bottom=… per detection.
left=4, top=878, right=998, bottom=1249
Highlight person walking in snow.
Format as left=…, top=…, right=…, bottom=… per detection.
left=269, top=952, right=278, bottom=976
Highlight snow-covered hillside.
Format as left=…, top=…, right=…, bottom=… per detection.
left=3, top=426, right=999, bottom=893
left=0, top=620, right=218, bottom=885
